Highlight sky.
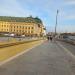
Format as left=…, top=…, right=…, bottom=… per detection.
left=0, top=0, right=75, bottom=33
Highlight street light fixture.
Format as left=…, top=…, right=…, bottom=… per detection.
left=55, top=10, right=59, bottom=36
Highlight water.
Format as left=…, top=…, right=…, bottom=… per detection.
left=68, top=36, right=75, bottom=40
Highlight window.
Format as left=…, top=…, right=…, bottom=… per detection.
left=26, top=27, right=27, bottom=29
left=32, top=27, right=33, bottom=29
left=28, top=27, right=30, bottom=29
left=11, top=29, right=12, bottom=31
left=22, top=26, right=24, bottom=29
left=31, top=31, right=33, bottom=33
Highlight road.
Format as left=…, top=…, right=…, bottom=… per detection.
left=0, top=40, right=75, bottom=75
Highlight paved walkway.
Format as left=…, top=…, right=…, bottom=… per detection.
left=0, top=41, right=75, bottom=75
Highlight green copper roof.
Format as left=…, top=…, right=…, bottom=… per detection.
left=0, top=16, right=42, bottom=23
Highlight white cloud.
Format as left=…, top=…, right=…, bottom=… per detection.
left=58, top=10, right=75, bottom=20
left=57, top=25, right=75, bottom=33
left=65, top=15, right=75, bottom=20
left=60, top=13, right=75, bottom=20
left=65, top=0, right=75, bottom=5
left=0, top=0, right=37, bottom=17
left=0, top=0, right=75, bottom=32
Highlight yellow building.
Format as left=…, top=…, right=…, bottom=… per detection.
left=0, top=16, right=46, bottom=37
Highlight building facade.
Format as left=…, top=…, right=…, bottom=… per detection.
left=0, top=16, right=46, bottom=37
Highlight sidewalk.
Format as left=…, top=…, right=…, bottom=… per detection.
left=0, top=41, right=75, bottom=75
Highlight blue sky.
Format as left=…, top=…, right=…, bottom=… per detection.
left=0, top=0, right=75, bottom=33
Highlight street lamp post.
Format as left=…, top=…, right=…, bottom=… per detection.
left=55, top=10, right=59, bottom=36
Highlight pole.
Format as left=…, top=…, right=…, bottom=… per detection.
left=55, top=10, right=59, bottom=36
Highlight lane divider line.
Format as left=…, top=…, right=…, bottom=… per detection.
left=0, top=40, right=44, bottom=66
left=56, top=41, right=75, bottom=59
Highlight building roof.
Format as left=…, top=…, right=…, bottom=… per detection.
left=0, top=16, right=42, bottom=23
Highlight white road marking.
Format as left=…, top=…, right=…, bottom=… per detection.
left=0, top=41, right=44, bottom=66
left=57, top=41, right=75, bottom=59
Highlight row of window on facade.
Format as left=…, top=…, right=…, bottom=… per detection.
left=1, top=25, right=9, bottom=27
left=11, top=26, right=34, bottom=29
left=1, top=29, right=9, bottom=31
left=1, top=29, right=33, bottom=33
left=1, top=25, right=34, bottom=29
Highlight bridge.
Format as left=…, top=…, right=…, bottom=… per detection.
left=0, top=38, right=75, bottom=75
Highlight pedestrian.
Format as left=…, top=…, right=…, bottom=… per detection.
left=50, top=36, right=53, bottom=41
left=47, top=36, right=49, bottom=41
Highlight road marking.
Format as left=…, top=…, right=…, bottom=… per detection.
left=56, top=41, right=75, bottom=59
left=0, top=41, right=44, bottom=66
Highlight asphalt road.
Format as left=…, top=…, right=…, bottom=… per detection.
left=0, top=40, right=75, bottom=75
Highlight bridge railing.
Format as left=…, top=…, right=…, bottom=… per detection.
left=57, top=36, right=75, bottom=45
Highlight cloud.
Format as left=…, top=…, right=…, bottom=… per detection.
left=0, top=0, right=75, bottom=32
left=58, top=9, right=75, bottom=21
left=0, top=0, right=37, bottom=17
left=57, top=24, right=75, bottom=33
left=59, top=12, right=75, bottom=20
left=65, top=0, right=75, bottom=5
left=64, top=15, right=75, bottom=20
left=0, top=0, right=63, bottom=18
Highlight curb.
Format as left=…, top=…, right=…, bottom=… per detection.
left=0, top=39, right=43, bottom=48
left=57, top=39, right=75, bottom=46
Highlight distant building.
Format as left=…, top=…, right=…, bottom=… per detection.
left=0, top=16, right=46, bottom=37
left=47, top=32, right=55, bottom=36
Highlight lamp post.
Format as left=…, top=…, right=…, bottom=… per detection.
left=55, top=10, right=59, bottom=36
